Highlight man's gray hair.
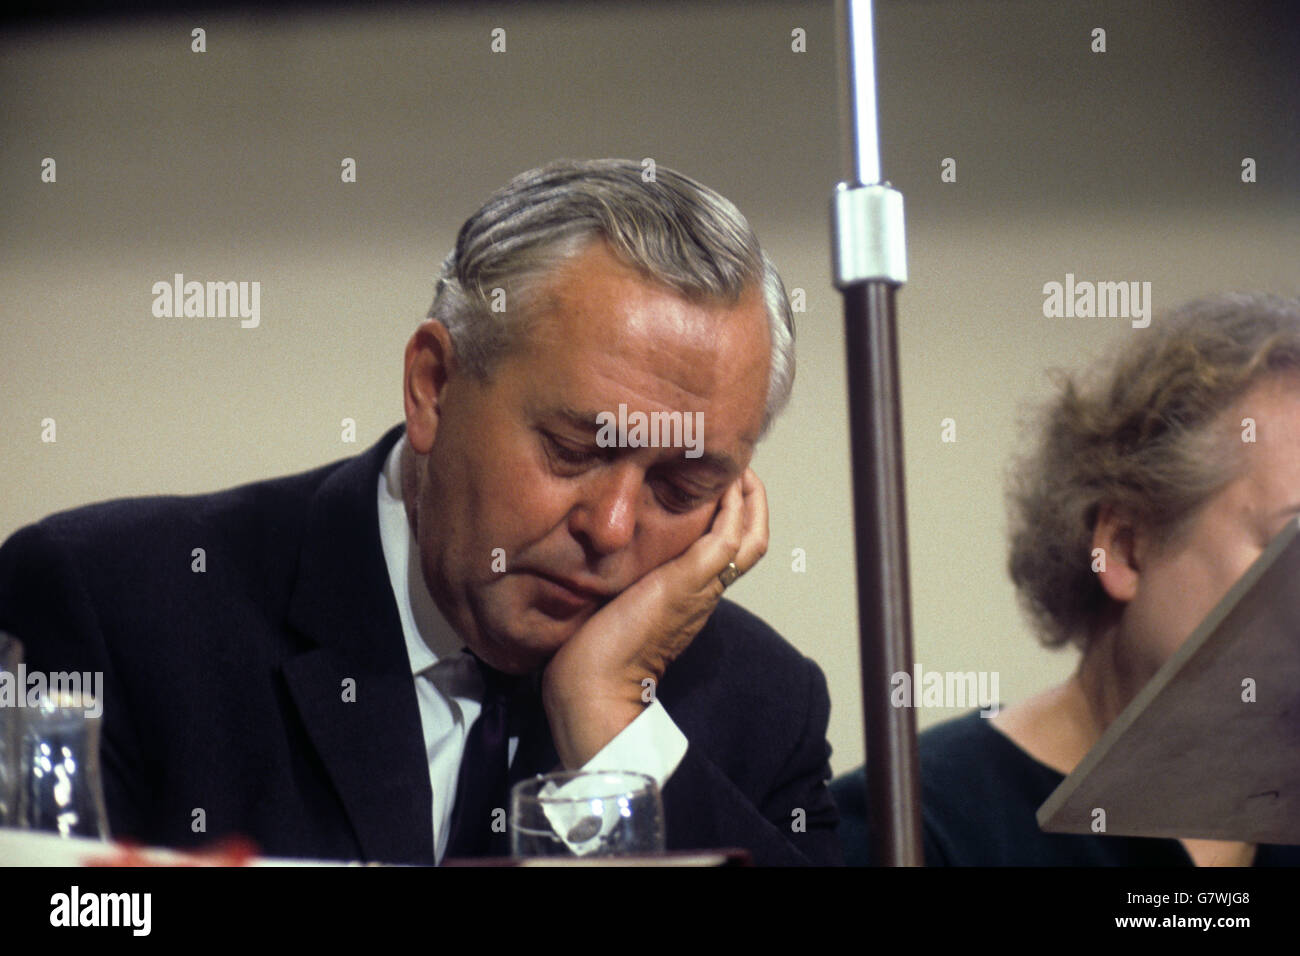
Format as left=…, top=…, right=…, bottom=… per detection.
left=427, top=158, right=796, bottom=438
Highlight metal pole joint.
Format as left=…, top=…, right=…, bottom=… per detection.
left=830, top=182, right=908, bottom=289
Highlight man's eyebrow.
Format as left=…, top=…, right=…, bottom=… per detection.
left=548, top=405, right=743, bottom=476
left=687, top=448, right=743, bottom=476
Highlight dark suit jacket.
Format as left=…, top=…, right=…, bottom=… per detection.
left=0, top=425, right=839, bottom=865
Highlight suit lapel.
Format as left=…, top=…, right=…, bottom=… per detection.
left=282, top=425, right=435, bottom=864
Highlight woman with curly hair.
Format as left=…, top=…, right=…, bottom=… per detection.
left=834, top=291, right=1300, bottom=866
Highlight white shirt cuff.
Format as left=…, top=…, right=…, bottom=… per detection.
left=578, top=697, right=688, bottom=788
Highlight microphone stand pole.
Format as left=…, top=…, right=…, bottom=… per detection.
left=830, top=0, right=922, bottom=866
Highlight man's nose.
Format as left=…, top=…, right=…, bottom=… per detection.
left=569, top=463, right=641, bottom=555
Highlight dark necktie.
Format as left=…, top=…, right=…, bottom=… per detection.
left=444, top=655, right=519, bottom=860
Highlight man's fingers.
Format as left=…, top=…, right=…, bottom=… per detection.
left=733, top=468, right=769, bottom=573
left=672, top=472, right=767, bottom=597
left=709, top=476, right=746, bottom=563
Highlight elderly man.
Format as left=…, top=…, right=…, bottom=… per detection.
left=0, top=159, right=838, bottom=865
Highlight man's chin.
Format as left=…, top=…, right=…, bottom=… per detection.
left=476, top=605, right=592, bottom=675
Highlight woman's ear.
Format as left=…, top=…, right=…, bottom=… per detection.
left=1092, top=503, right=1143, bottom=603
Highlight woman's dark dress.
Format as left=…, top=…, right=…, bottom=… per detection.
left=831, top=710, right=1300, bottom=866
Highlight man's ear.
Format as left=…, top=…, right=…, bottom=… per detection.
left=1092, top=503, right=1143, bottom=603
left=403, top=319, right=455, bottom=454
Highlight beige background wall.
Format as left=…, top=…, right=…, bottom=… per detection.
left=2, top=1, right=1296, bottom=775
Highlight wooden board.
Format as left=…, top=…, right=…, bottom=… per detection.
left=1038, top=517, right=1300, bottom=845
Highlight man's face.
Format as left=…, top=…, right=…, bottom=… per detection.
left=1121, top=373, right=1300, bottom=670
left=403, top=240, right=772, bottom=674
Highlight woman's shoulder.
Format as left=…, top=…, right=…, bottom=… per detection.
left=918, top=710, right=1198, bottom=865
left=915, top=711, right=1065, bottom=861
left=919, top=708, right=1060, bottom=786
left=919, top=709, right=1014, bottom=761
left=830, top=710, right=1057, bottom=865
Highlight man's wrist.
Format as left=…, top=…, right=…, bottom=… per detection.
left=542, top=679, right=647, bottom=769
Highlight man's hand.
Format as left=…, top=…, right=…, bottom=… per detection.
left=541, top=468, right=769, bottom=769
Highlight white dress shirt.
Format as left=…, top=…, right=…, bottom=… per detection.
left=375, top=435, right=688, bottom=862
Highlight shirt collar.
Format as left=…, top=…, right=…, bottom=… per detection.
left=376, top=434, right=467, bottom=676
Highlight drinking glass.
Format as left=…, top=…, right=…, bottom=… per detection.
left=0, top=633, right=22, bottom=826
left=510, top=770, right=664, bottom=858
left=17, top=687, right=110, bottom=839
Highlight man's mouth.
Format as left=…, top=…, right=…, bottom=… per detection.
left=530, top=572, right=610, bottom=618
